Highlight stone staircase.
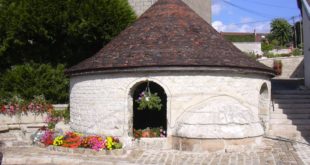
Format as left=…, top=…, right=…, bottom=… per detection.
left=0, top=130, right=32, bottom=149
left=269, top=90, right=310, bottom=140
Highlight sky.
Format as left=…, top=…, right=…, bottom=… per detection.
left=211, top=0, right=301, bottom=33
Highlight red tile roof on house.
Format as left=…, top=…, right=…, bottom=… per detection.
left=66, top=0, right=274, bottom=76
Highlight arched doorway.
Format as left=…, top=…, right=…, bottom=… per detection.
left=132, top=81, right=167, bottom=138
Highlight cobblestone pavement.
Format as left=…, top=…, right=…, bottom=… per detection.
left=0, top=138, right=309, bottom=165
left=294, top=139, right=310, bottom=165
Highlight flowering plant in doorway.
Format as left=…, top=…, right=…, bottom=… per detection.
left=133, top=127, right=166, bottom=138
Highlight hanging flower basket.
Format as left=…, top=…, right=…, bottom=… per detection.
left=135, top=82, right=162, bottom=111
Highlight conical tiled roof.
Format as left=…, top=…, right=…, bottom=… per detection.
left=67, top=0, right=274, bottom=75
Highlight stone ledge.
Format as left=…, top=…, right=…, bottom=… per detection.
left=0, top=114, right=47, bottom=125
left=0, top=124, right=8, bottom=132
left=37, top=143, right=126, bottom=156
left=53, top=104, right=68, bottom=111
left=127, top=137, right=172, bottom=150
left=172, top=136, right=263, bottom=152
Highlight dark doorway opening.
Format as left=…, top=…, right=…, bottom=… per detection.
left=132, top=81, right=167, bottom=136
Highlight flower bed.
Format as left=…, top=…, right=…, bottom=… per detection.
left=0, top=95, right=52, bottom=116
left=0, top=95, right=69, bottom=130
left=32, top=127, right=123, bottom=152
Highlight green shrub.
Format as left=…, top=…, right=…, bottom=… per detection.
left=261, top=42, right=274, bottom=52
left=278, top=53, right=291, bottom=57
left=51, top=108, right=70, bottom=124
left=223, top=35, right=255, bottom=42
left=292, top=48, right=303, bottom=56
left=264, top=52, right=277, bottom=58
left=0, top=63, right=68, bottom=103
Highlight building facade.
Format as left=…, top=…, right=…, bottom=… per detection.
left=67, top=0, right=274, bottom=151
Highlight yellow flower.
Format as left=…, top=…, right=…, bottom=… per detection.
left=106, top=137, right=113, bottom=150
left=53, top=135, right=64, bottom=146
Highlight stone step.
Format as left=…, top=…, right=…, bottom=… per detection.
left=268, top=130, right=310, bottom=138
left=0, top=124, right=9, bottom=132
left=0, top=136, right=17, bottom=142
left=269, top=119, right=310, bottom=125
left=271, top=108, right=310, bottom=114
left=273, top=90, right=310, bottom=95
left=270, top=124, right=310, bottom=131
left=273, top=103, right=310, bottom=109
left=273, top=95, right=310, bottom=99
left=2, top=140, right=32, bottom=148
left=270, top=113, right=310, bottom=119
left=273, top=99, right=310, bottom=104
left=11, top=141, right=32, bottom=147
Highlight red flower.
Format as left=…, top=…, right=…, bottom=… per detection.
left=1, top=105, right=6, bottom=113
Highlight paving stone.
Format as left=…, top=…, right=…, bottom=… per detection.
left=26, top=157, right=52, bottom=164
left=237, top=154, right=244, bottom=165
left=3, top=157, right=28, bottom=164
left=2, top=138, right=310, bottom=165
left=201, top=154, right=214, bottom=165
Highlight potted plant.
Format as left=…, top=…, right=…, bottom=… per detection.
left=133, top=127, right=166, bottom=138
left=135, top=82, right=162, bottom=111
left=273, top=60, right=282, bottom=75
left=141, top=128, right=151, bottom=137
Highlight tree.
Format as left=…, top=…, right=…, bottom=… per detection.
left=269, top=18, right=293, bottom=46
left=0, top=0, right=136, bottom=72
left=0, top=63, right=68, bottom=103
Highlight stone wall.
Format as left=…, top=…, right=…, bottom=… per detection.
left=128, top=0, right=212, bottom=23
left=258, top=56, right=304, bottom=79
left=0, top=104, right=68, bottom=135
left=233, top=42, right=263, bottom=55
left=269, top=49, right=292, bottom=55
left=69, top=71, right=271, bottom=142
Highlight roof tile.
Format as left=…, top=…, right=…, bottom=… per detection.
left=67, top=0, right=273, bottom=75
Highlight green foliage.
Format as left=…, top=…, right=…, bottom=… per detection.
left=264, top=52, right=277, bottom=58
left=0, top=0, right=136, bottom=72
left=51, top=108, right=70, bottom=124
left=269, top=18, right=293, bottom=46
left=113, top=142, right=123, bottom=149
left=48, top=122, right=56, bottom=130
left=136, top=93, right=163, bottom=111
left=0, top=63, right=68, bottom=103
left=292, top=48, right=303, bottom=56
left=261, top=42, right=274, bottom=52
left=223, top=34, right=255, bottom=42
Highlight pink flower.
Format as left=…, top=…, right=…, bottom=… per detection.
left=28, top=103, right=35, bottom=112
left=87, top=136, right=105, bottom=151
left=9, top=105, right=15, bottom=112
